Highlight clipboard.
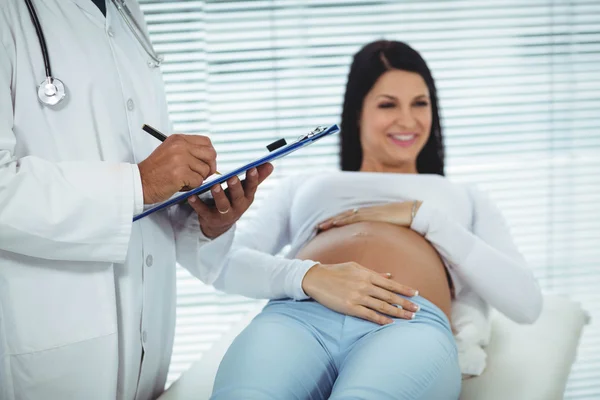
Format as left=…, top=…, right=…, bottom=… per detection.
left=133, top=124, right=339, bottom=221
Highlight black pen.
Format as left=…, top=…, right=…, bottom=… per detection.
left=142, top=124, right=221, bottom=175
left=142, top=124, right=168, bottom=142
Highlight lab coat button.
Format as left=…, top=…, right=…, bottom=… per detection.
left=145, top=254, right=153, bottom=267
left=142, top=331, right=147, bottom=343
left=127, top=99, right=135, bottom=111
left=107, top=28, right=114, bottom=37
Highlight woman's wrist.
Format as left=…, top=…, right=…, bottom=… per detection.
left=408, top=200, right=430, bottom=236
left=398, top=200, right=422, bottom=227
left=300, top=262, right=322, bottom=298
left=409, top=200, right=423, bottom=225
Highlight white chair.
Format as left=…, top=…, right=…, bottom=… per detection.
left=159, top=295, right=589, bottom=400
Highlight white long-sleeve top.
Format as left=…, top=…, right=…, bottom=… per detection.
left=213, top=171, right=543, bottom=325
left=0, top=2, right=234, bottom=399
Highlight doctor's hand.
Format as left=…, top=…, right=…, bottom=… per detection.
left=138, top=134, right=218, bottom=204
left=186, top=163, right=274, bottom=239
left=317, top=201, right=423, bottom=232
left=301, top=262, right=420, bottom=325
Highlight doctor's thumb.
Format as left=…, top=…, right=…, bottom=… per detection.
left=256, top=163, right=274, bottom=184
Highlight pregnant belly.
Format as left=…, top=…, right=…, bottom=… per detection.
left=295, top=222, right=452, bottom=319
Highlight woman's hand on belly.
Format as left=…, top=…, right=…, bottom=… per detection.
left=302, top=262, right=420, bottom=325
left=317, top=201, right=422, bottom=231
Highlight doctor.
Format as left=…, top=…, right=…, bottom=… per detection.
left=0, top=0, right=272, bottom=399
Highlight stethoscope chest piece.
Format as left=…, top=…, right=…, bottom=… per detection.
left=26, top=0, right=162, bottom=108
left=37, top=77, right=66, bottom=106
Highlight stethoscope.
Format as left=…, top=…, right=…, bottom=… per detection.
left=23, top=0, right=164, bottom=107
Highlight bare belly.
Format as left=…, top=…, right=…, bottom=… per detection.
left=296, top=222, right=452, bottom=320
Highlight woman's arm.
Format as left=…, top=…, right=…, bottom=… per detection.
left=410, top=186, right=543, bottom=324
left=319, top=186, right=543, bottom=324
left=209, top=175, right=318, bottom=300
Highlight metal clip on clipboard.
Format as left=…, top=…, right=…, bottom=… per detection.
left=298, top=125, right=328, bottom=141
left=265, top=126, right=327, bottom=152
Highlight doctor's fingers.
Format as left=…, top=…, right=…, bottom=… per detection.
left=240, top=168, right=260, bottom=202
left=229, top=164, right=274, bottom=208
left=244, top=163, right=273, bottom=196
left=254, top=163, right=274, bottom=185
left=211, top=184, right=233, bottom=214
left=233, top=164, right=274, bottom=204
left=179, top=133, right=214, bottom=148
left=226, top=176, right=246, bottom=205
left=185, top=155, right=214, bottom=182
left=186, top=145, right=217, bottom=176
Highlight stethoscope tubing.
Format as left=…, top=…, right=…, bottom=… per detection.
left=24, top=0, right=52, bottom=78
left=112, top=0, right=163, bottom=66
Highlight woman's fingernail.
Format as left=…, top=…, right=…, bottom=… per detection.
left=249, top=168, right=257, bottom=176
left=189, top=196, right=196, bottom=203
left=410, top=312, right=416, bottom=320
left=230, top=178, right=238, bottom=185
left=413, top=290, right=419, bottom=297
left=385, top=273, right=392, bottom=278
left=412, top=304, right=420, bottom=312
left=213, top=185, right=221, bottom=193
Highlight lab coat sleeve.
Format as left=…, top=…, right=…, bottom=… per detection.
left=170, top=203, right=237, bottom=285
left=410, top=186, right=543, bottom=324
left=132, top=164, right=145, bottom=216
left=0, top=39, right=136, bottom=264
left=211, top=175, right=317, bottom=300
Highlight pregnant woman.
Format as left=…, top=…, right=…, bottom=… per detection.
left=205, top=40, right=543, bottom=400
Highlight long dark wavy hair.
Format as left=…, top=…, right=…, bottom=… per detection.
left=340, top=40, right=445, bottom=175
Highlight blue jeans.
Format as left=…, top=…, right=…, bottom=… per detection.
left=211, top=296, right=461, bottom=400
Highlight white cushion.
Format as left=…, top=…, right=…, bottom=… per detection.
left=159, top=295, right=588, bottom=400
left=460, top=295, right=589, bottom=400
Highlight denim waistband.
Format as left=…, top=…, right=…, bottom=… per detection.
left=267, top=294, right=452, bottom=336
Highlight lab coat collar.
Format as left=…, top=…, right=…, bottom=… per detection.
left=64, top=0, right=107, bottom=27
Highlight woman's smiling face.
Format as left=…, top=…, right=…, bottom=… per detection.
left=359, top=69, right=432, bottom=174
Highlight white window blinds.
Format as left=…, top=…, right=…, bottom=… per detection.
left=139, top=0, right=600, bottom=397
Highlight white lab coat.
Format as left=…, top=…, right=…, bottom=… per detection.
left=0, top=1, right=234, bottom=399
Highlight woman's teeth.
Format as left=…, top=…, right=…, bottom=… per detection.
left=391, top=134, right=415, bottom=141
left=388, top=133, right=417, bottom=148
